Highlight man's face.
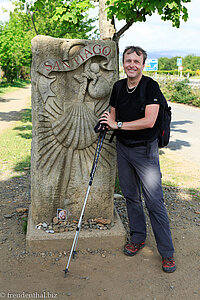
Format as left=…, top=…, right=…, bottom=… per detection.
left=123, top=51, right=145, bottom=80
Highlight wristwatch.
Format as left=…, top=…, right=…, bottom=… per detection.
left=117, top=121, right=123, bottom=129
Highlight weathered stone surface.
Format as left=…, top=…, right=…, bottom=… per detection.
left=31, top=36, right=118, bottom=224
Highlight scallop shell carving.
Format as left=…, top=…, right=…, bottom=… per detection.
left=51, top=102, right=98, bottom=150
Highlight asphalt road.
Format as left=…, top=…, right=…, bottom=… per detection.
left=167, top=102, right=200, bottom=166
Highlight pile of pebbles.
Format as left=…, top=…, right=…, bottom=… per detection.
left=35, top=193, right=138, bottom=236
left=35, top=216, right=114, bottom=234
left=35, top=187, right=200, bottom=236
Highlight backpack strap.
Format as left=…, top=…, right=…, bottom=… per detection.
left=138, top=75, right=151, bottom=112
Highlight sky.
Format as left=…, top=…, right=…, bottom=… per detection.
left=116, top=0, right=200, bottom=56
left=0, top=0, right=14, bottom=22
left=0, top=0, right=200, bottom=57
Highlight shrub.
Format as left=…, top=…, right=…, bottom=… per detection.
left=171, top=80, right=200, bottom=106
left=159, top=79, right=175, bottom=101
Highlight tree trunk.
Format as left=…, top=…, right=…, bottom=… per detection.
left=99, top=0, right=116, bottom=40
left=99, top=0, right=119, bottom=76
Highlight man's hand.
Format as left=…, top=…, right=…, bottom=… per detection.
left=99, top=111, right=117, bottom=130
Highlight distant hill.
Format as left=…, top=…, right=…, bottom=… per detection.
left=148, top=50, right=200, bottom=58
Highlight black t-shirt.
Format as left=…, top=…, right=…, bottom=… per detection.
left=109, top=75, right=162, bottom=141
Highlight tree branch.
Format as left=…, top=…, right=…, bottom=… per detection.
left=28, top=11, right=38, bottom=35
left=113, top=9, right=145, bottom=42
left=113, top=19, right=134, bottom=42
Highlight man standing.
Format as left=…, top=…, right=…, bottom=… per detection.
left=99, top=46, right=176, bottom=273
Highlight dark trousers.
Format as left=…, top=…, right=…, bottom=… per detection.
left=116, top=139, right=174, bottom=258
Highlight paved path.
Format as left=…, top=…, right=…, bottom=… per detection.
left=0, top=85, right=31, bottom=134
left=167, top=102, right=200, bottom=166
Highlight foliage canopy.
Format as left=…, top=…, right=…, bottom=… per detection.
left=158, top=55, right=200, bottom=71
left=0, top=9, right=34, bottom=82
left=0, top=0, right=192, bottom=81
left=104, top=0, right=191, bottom=41
left=0, top=0, right=97, bottom=82
left=16, top=0, right=96, bottom=38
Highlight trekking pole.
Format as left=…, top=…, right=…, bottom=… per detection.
left=71, top=129, right=105, bottom=258
left=64, top=124, right=107, bottom=277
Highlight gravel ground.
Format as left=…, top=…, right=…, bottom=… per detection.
left=0, top=169, right=200, bottom=299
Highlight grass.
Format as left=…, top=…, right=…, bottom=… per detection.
left=159, top=150, right=200, bottom=189
left=0, top=79, right=31, bottom=95
left=21, top=217, right=28, bottom=234
left=115, top=176, right=121, bottom=194
left=159, top=149, right=200, bottom=201
left=0, top=106, right=32, bottom=179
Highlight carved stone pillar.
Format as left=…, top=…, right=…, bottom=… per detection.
left=31, top=36, right=118, bottom=224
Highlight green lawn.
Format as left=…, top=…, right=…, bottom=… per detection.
left=0, top=106, right=32, bottom=178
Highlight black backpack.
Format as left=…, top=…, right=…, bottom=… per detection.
left=140, top=76, right=171, bottom=148
left=111, top=76, right=171, bottom=148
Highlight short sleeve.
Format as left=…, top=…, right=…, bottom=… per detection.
left=145, top=79, right=162, bottom=106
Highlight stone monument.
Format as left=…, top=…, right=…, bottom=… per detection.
left=31, top=36, right=118, bottom=225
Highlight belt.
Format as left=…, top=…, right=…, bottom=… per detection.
left=116, top=136, right=150, bottom=148
left=110, top=133, right=157, bottom=156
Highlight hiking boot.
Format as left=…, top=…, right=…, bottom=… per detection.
left=162, top=257, right=176, bottom=273
left=124, top=241, right=145, bottom=256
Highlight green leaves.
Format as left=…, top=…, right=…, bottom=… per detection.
left=52, top=0, right=95, bottom=26
left=27, top=0, right=96, bottom=38
left=0, top=10, right=34, bottom=82
left=0, top=0, right=192, bottom=82
left=0, top=0, right=97, bottom=81
left=106, top=0, right=191, bottom=28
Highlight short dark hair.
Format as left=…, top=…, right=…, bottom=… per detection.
left=122, top=46, right=147, bottom=64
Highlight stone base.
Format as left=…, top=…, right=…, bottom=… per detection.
left=26, top=207, right=127, bottom=253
